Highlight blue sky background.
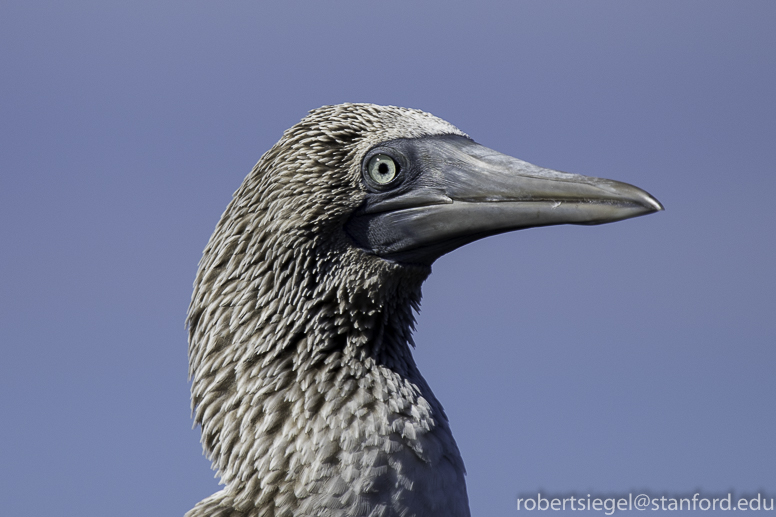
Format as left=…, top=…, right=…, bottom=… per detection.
left=1, top=2, right=774, bottom=516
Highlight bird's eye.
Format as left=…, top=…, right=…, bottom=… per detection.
left=366, top=154, right=398, bottom=185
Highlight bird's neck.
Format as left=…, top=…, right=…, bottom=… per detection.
left=187, top=246, right=470, bottom=516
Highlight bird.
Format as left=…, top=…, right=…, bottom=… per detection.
left=185, top=103, right=662, bottom=517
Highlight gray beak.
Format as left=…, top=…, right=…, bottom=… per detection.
left=346, top=135, right=663, bottom=265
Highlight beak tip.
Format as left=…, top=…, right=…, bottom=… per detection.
left=645, top=194, right=666, bottom=212
left=647, top=195, right=665, bottom=213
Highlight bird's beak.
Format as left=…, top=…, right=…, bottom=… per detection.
left=346, top=135, right=663, bottom=265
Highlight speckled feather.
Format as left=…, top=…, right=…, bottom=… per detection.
left=186, top=104, right=471, bottom=517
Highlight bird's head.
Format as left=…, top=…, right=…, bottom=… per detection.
left=212, top=103, right=662, bottom=274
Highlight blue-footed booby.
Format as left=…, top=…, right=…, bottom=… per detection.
left=185, top=103, right=662, bottom=517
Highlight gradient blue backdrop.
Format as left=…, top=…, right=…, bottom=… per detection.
left=1, top=2, right=774, bottom=516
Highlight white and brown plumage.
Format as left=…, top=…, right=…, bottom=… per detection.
left=185, top=104, right=662, bottom=517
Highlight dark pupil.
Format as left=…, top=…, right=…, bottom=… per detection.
left=378, top=162, right=389, bottom=175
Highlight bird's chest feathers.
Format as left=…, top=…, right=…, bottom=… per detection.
left=250, top=354, right=452, bottom=482
left=224, top=344, right=467, bottom=515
